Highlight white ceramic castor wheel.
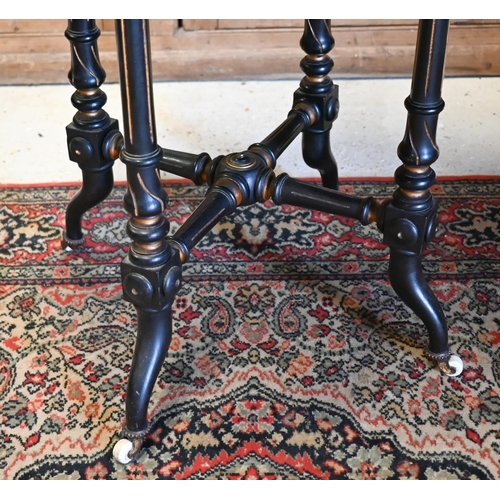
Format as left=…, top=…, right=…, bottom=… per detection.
left=446, top=354, right=464, bottom=377
left=113, top=439, right=133, bottom=464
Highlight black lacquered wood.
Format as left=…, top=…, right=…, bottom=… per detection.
left=272, top=174, right=379, bottom=226
left=407, top=20, right=448, bottom=105
left=66, top=19, right=106, bottom=90
left=395, top=19, right=449, bottom=212
left=106, top=18, right=460, bottom=460
left=389, top=251, right=448, bottom=355
left=63, top=19, right=118, bottom=245
left=115, top=20, right=178, bottom=439
left=296, top=19, right=339, bottom=190
left=124, top=307, right=173, bottom=433
left=64, top=170, right=114, bottom=241
left=159, top=149, right=211, bottom=185
left=381, top=20, right=451, bottom=358
left=115, top=19, right=159, bottom=157
left=299, top=20, right=334, bottom=94
left=115, top=19, right=169, bottom=266
left=170, top=186, right=238, bottom=258
left=302, top=131, right=338, bottom=190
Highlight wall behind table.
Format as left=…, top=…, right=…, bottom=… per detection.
left=0, top=19, right=499, bottom=84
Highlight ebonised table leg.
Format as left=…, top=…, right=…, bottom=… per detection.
left=112, top=19, right=183, bottom=464
left=377, top=20, right=463, bottom=376
left=62, top=19, right=121, bottom=250
left=295, top=20, right=340, bottom=190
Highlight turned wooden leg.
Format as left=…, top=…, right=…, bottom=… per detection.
left=112, top=19, right=183, bottom=464
left=63, top=19, right=121, bottom=249
left=295, top=19, right=339, bottom=190
left=378, top=20, right=463, bottom=376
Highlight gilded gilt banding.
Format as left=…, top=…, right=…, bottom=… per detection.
left=425, top=21, right=437, bottom=98
left=128, top=181, right=139, bottom=217
left=73, top=46, right=100, bottom=87
left=142, top=20, right=155, bottom=144
left=137, top=172, right=165, bottom=211
left=120, top=21, right=134, bottom=146
left=423, top=120, right=438, bottom=151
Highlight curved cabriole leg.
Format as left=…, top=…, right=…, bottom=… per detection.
left=388, top=251, right=448, bottom=354
left=379, top=20, right=463, bottom=376
left=386, top=240, right=463, bottom=377
left=112, top=19, right=183, bottom=464
left=114, top=308, right=173, bottom=462
left=302, top=131, right=338, bottom=190
left=63, top=19, right=120, bottom=249
left=295, top=20, right=339, bottom=190
left=64, top=169, right=114, bottom=245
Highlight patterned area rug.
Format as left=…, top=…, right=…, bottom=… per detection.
left=1, top=178, right=500, bottom=480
